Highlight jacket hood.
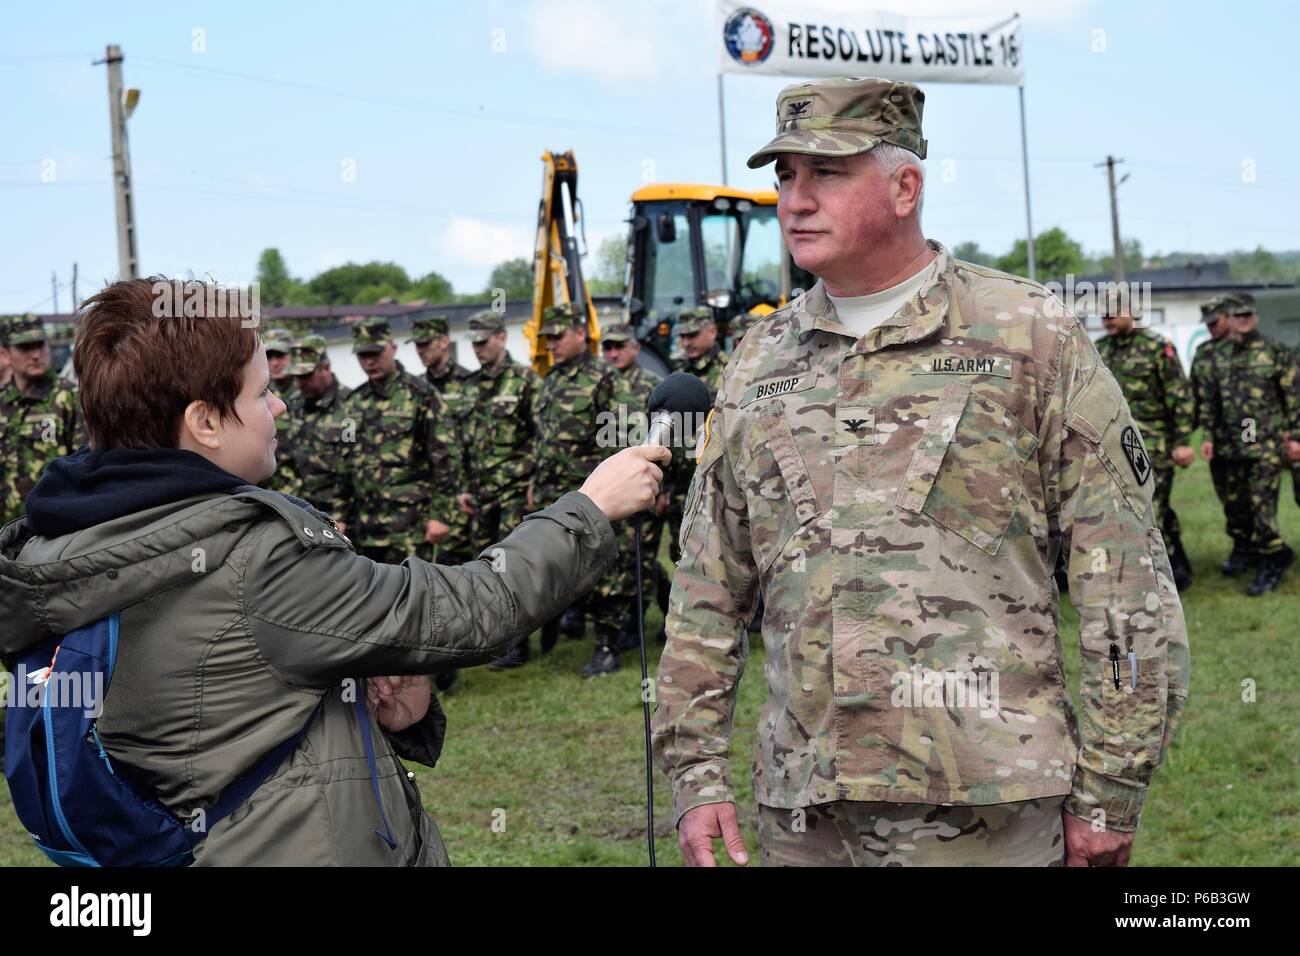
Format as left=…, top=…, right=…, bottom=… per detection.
left=0, top=448, right=318, bottom=657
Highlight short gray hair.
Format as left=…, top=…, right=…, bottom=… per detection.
left=871, top=143, right=924, bottom=217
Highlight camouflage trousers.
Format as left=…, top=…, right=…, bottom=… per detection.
left=463, top=496, right=530, bottom=559
left=1292, top=460, right=1300, bottom=508
left=1151, top=462, right=1181, bottom=542
left=1210, top=456, right=1285, bottom=556
left=757, top=798, right=1066, bottom=867
left=630, top=511, right=666, bottom=613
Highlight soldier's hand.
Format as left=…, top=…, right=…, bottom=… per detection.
left=655, top=490, right=669, bottom=517
left=579, top=445, right=671, bottom=522
left=1171, top=445, right=1194, bottom=468
left=1062, top=811, right=1133, bottom=867
left=425, top=519, right=451, bottom=544
left=1200, top=440, right=1214, bottom=462
left=457, top=492, right=477, bottom=516
left=1286, top=438, right=1300, bottom=463
left=367, top=675, right=431, bottom=733
left=527, top=486, right=535, bottom=510
left=678, top=802, right=750, bottom=867
left=335, top=521, right=347, bottom=536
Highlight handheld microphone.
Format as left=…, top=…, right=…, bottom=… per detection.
left=632, top=370, right=712, bottom=867
left=641, top=373, right=712, bottom=448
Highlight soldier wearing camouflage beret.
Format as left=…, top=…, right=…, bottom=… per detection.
left=1197, top=292, right=1300, bottom=594
left=514, top=303, right=628, bottom=675
left=0, top=314, right=84, bottom=526
left=1095, top=288, right=1196, bottom=590
left=653, top=76, right=1189, bottom=868
left=330, top=317, right=460, bottom=573
left=600, top=321, right=666, bottom=647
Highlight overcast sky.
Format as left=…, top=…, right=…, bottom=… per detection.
left=2, top=0, right=1296, bottom=313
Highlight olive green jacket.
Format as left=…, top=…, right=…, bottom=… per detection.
left=0, top=486, right=615, bottom=865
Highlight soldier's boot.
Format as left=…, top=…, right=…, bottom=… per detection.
left=490, top=638, right=530, bottom=670
left=1247, top=546, right=1296, bottom=597
left=1167, top=536, right=1193, bottom=592
left=1220, top=544, right=1255, bottom=576
left=539, top=617, right=561, bottom=655
left=582, top=627, right=620, bottom=677
left=559, top=609, right=586, bottom=641
left=434, top=669, right=460, bottom=692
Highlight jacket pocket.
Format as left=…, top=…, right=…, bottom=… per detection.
left=1097, top=655, right=1167, bottom=776
left=897, top=380, right=1038, bottom=554
left=741, top=400, right=821, bottom=573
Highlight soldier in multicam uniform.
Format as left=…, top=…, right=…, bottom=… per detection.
left=1196, top=293, right=1300, bottom=594
left=0, top=314, right=83, bottom=526
left=652, top=77, right=1190, bottom=867
left=278, top=333, right=352, bottom=510
left=600, top=322, right=666, bottom=648
left=1095, top=290, right=1196, bottom=590
left=525, top=303, right=627, bottom=676
left=331, top=317, right=458, bottom=564
left=410, top=314, right=475, bottom=566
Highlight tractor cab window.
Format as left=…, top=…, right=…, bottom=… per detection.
left=642, top=209, right=694, bottom=321
left=737, top=204, right=783, bottom=310
left=699, top=211, right=742, bottom=299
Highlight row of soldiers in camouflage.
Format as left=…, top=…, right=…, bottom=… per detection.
left=256, top=303, right=730, bottom=679
left=1093, top=289, right=1300, bottom=597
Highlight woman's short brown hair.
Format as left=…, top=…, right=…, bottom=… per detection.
left=74, top=277, right=261, bottom=449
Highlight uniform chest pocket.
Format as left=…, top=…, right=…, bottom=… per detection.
left=740, top=399, right=822, bottom=573
left=896, top=380, right=1038, bottom=555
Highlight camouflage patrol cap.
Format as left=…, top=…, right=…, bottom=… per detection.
left=262, top=327, right=295, bottom=354
left=539, top=303, right=584, bottom=336
left=407, top=314, right=450, bottom=343
left=288, top=334, right=329, bottom=375
left=5, top=313, right=47, bottom=347
left=1229, top=292, right=1257, bottom=316
left=1199, top=295, right=1228, bottom=321
left=675, top=306, right=715, bottom=335
left=467, top=310, right=506, bottom=343
left=600, top=322, right=636, bottom=343
left=352, top=316, right=393, bottom=353
left=747, top=76, right=927, bottom=169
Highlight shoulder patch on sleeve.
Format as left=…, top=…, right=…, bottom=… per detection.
left=1065, top=367, right=1154, bottom=516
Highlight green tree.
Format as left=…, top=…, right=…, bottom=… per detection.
left=997, top=227, right=1087, bottom=280
left=952, top=241, right=996, bottom=267
left=485, top=257, right=534, bottom=305
left=1090, top=238, right=1144, bottom=276
left=306, top=262, right=411, bottom=305
left=587, top=235, right=627, bottom=295
left=410, top=270, right=455, bottom=304
left=255, top=248, right=296, bottom=308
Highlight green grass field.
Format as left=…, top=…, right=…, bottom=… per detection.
left=2, top=450, right=1297, bottom=866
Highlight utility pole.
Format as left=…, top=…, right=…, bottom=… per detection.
left=71, top=262, right=79, bottom=312
left=99, top=44, right=139, bottom=279
left=51, top=272, right=58, bottom=315
left=1097, top=155, right=1127, bottom=284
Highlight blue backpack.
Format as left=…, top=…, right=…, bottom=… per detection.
left=2, top=612, right=380, bottom=867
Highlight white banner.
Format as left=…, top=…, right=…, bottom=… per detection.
left=717, top=2, right=1024, bottom=86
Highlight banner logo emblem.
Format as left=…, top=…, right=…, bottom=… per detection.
left=723, top=7, right=775, bottom=65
